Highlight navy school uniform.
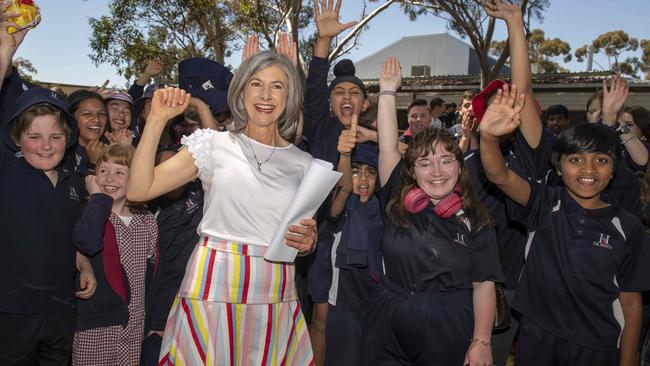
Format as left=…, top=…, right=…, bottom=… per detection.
left=303, top=56, right=346, bottom=165
left=509, top=181, right=650, bottom=365
left=0, top=87, right=97, bottom=365
left=326, top=194, right=383, bottom=366
left=361, top=161, right=504, bottom=366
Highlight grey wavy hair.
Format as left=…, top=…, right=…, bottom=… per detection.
left=227, top=51, right=303, bottom=141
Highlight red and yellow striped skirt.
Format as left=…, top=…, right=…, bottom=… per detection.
left=158, top=237, right=314, bottom=366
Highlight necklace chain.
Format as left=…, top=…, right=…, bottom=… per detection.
left=245, top=134, right=277, bottom=172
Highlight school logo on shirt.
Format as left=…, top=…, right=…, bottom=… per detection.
left=185, top=197, right=200, bottom=214
left=592, top=234, right=612, bottom=250
left=202, top=80, right=215, bottom=91
left=453, top=233, right=468, bottom=247
left=68, top=186, right=81, bottom=202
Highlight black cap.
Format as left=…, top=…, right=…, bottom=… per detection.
left=328, top=59, right=367, bottom=97
left=2, top=87, right=78, bottom=152
left=179, top=57, right=233, bottom=114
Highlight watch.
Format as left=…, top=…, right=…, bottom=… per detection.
left=616, top=124, right=631, bottom=136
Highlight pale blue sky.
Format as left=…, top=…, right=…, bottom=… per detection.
left=14, top=0, right=650, bottom=87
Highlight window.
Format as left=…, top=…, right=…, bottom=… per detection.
left=411, top=65, right=431, bottom=77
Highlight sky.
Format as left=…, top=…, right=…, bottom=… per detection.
left=14, top=0, right=650, bottom=88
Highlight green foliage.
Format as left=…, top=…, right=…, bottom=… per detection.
left=575, top=30, right=649, bottom=78
left=13, top=57, right=37, bottom=82
left=88, top=0, right=236, bottom=83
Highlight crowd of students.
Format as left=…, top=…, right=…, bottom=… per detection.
left=1, top=0, right=650, bottom=365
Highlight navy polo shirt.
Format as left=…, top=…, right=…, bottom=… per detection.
left=379, top=162, right=503, bottom=293
left=509, top=182, right=650, bottom=350
left=0, top=148, right=85, bottom=313
left=303, top=56, right=346, bottom=165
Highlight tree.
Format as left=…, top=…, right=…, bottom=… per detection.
left=574, top=30, right=644, bottom=76
left=13, top=57, right=37, bottom=81
left=491, top=28, right=571, bottom=73
left=89, top=0, right=396, bottom=82
left=396, top=0, right=551, bottom=87
left=88, top=0, right=237, bottom=83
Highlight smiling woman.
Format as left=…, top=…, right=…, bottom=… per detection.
left=128, top=41, right=318, bottom=365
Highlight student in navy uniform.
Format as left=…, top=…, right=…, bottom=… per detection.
left=140, top=146, right=204, bottom=366
left=304, top=0, right=376, bottom=165
left=66, top=89, right=108, bottom=178
left=325, top=120, right=382, bottom=366
left=0, top=83, right=99, bottom=363
left=362, top=57, right=502, bottom=366
left=479, top=83, right=650, bottom=366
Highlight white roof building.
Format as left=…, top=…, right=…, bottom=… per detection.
left=353, top=33, right=508, bottom=79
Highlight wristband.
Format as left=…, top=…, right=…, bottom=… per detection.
left=378, top=90, right=396, bottom=97
left=470, top=337, right=492, bottom=350
left=621, top=136, right=636, bottom=144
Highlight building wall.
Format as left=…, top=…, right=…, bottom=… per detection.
left=354, top=33, right=470, bottom=79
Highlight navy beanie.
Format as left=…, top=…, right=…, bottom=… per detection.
left=328, top=59, right=367, bottom=97
left=351, top=142, right=378, bottom=169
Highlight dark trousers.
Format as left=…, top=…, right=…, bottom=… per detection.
left=516, top=316, right=619, bottom=366
left=325, top=305, right=365, bottom=366
left=140, top=333, right=163, bottom=366
left=361, top=280, right=473, bottom=366
left=0, top=310, right=75, bottom=366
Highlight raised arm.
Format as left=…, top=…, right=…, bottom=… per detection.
left=331, top=114, right=359, bottom=217
left=602, top=76, right=648, bottom=166
left=479, top=84, right=531, bottom=207
left=0, top=4, right=27, bottom=86
left=313, top=0, right=357, bottom=59
left=377, top=58, right=402, bottom=187
left=127, top=87, right=196, bottom=202
left=485, top=1, right=542, bottom=148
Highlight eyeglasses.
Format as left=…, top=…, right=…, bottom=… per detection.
left=413, top=157, right=457, bottom=172
left=351, top=167, right=377, bottom=179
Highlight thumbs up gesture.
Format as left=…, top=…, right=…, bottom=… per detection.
left=337, top=113, right=358, bottom=156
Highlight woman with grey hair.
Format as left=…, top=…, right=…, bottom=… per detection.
left=128, top=35, right=317, bottom=365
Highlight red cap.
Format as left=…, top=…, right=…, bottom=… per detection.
left=472, top=79, right=543, bottom=123
left=472, top=79, right=505, bottom=123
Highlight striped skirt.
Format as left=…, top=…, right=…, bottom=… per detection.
left=158, top=237, right=314, bottom=366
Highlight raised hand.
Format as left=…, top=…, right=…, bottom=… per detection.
left=242, top=34, right=260, bottom=62
left=483, top=0, right=522, bottom=23
left=0, top=2, right=28, bottom=57
left=143, top=58, right=163, bottom=78
left=379, top=57, right=401, bottom=92
left=276, top=32, right=297, bottom=66
left=337, top=113, right=358, bottom=155
left=461, top=111, right=477, bottom=139
left=313, top=0, right=357, bottom=39
left=601, top=74, right=629, bottom=125
left=479, top=84, right=526, bottom=139
left=86, top=139, right=106, bottom=165
left=149, top=87, right=191, bottom=124
left=85, top=175, right=101, bottom=195
left=105, top=128, right=134, bottom=145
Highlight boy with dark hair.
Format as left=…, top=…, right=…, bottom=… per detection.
left=545, top=104, right=571, bottom=135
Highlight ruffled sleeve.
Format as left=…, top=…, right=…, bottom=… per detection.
left=182, top=128, right=215, bottom=177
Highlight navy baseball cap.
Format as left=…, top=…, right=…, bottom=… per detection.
left=2, top=87, right=78, bottom=151
left=351, top=142, right=379, bottom=169
left=179, top=58, right=233, bottom=114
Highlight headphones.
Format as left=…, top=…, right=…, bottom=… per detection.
left=403, top=185, right=463, bottom=218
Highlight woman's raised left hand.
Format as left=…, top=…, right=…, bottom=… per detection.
left=284, top=218, right=317, bottom=255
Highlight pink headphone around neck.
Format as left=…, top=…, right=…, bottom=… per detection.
left=403, top=184, right=463, bottom=218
